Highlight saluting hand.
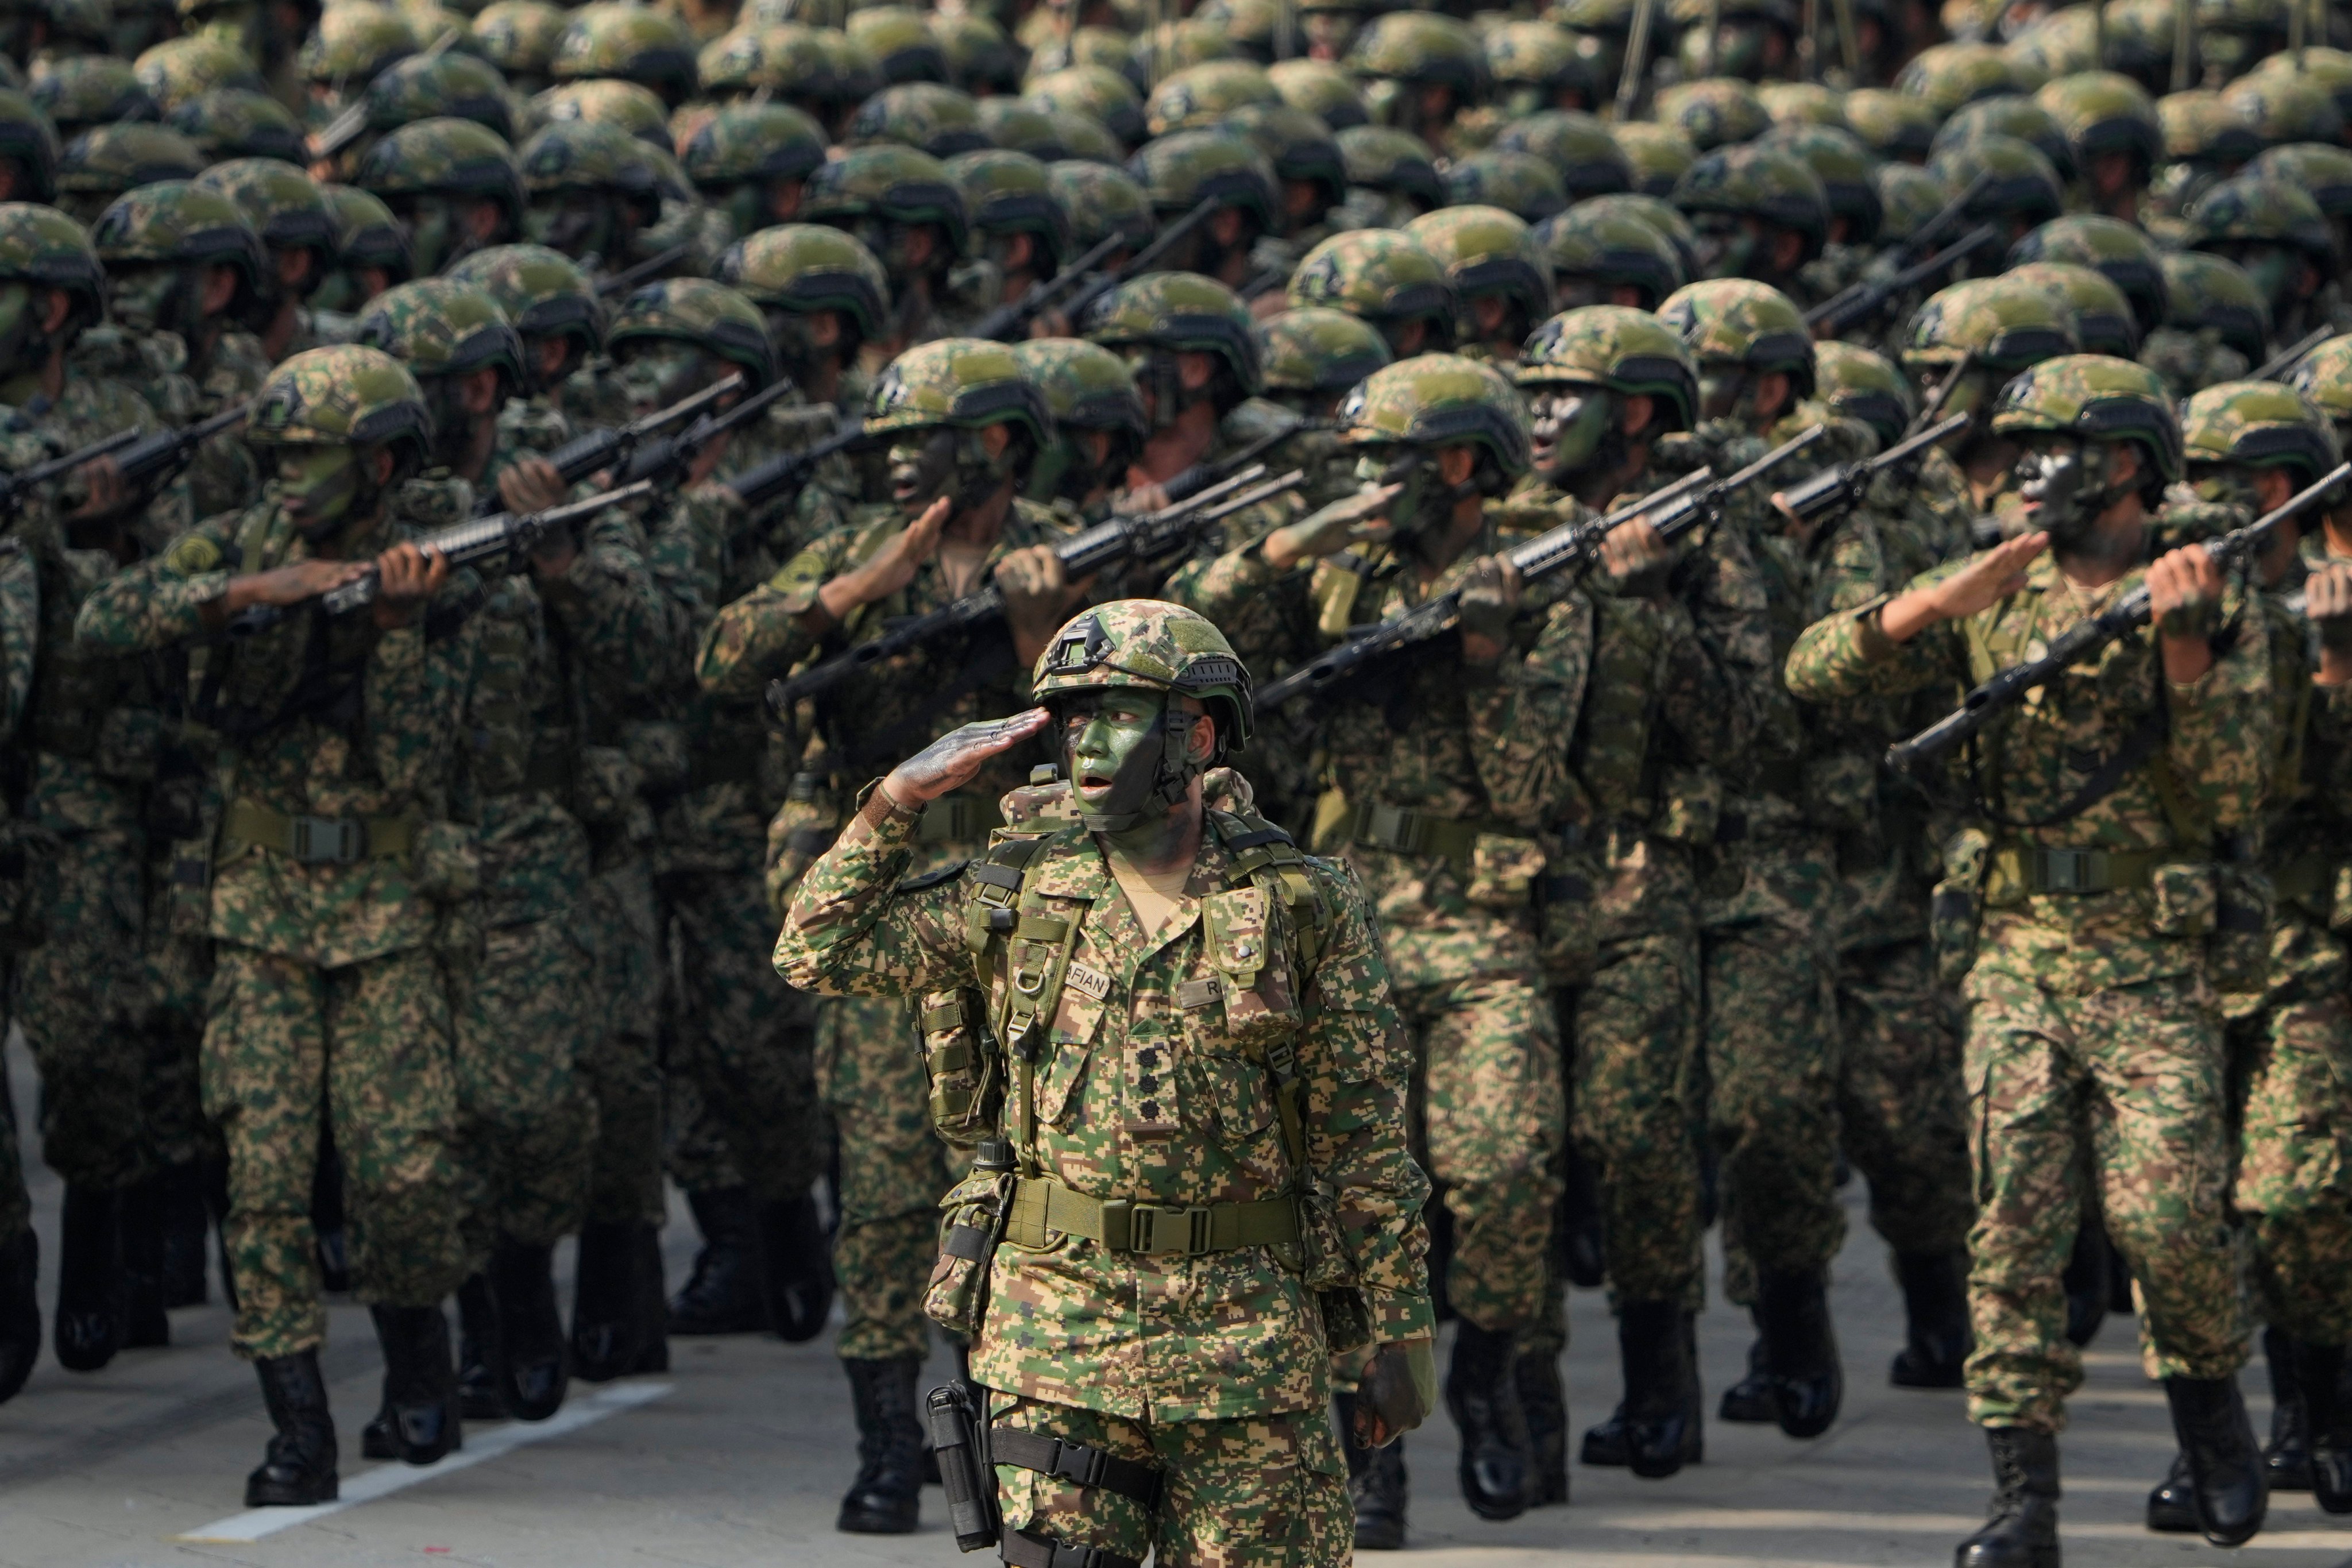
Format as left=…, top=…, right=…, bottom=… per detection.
left=819, top=496, right=951, bottom=623
left=880, top=710, right=1053, bottom=812
left=1261, top=484, right=1402, bottom=570
left=1878, top=531, right=2048, bottom=644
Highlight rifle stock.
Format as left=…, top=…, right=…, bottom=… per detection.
left=114, top=400, right=253, bottom=491
left=0, top=427, right=139, bottom=511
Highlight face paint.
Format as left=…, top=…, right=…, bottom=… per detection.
left=2013, top=434, right=2104, bottom=546
left=274, top=443, right=368, bottom=538
left=1690, top=213, right=1755, bottom=281
left=720, top=182, right=766, bottom=241
left=615, top=339, right=710, bottom=417
left=1355, top=445, right=1458, bottom=544
left=105, top=265, right=181, bottom=335
left=1698, top=364, right=1752, bottom=422
left=2189, top=463, right=2265, bottom=512
left=525, top=191, right=616, bottom=263
left=1531, top=387, right=1613, bottom=479
left=1060, top=687, right=1183, bottom=831
left=1119, top=346, right=1192, bottom=430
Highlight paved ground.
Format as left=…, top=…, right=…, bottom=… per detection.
left=4, top=1033, right=2350, bottom=1568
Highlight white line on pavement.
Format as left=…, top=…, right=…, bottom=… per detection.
left=169, top=1380, right=675, bottom=1544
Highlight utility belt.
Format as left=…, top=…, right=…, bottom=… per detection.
left=219, top=798, right=419, bottom=865
left=920, top=793, right=1003, bottom=845
left=1988, top=844, right=2175, bottom=900
left=1004, top=1175, right=1299, bottom=1256
left=1344, top=801, right=1504, bottom=865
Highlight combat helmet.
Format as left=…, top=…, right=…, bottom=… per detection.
left=2011, top=261, right=2140, bottom=357
left=1845, top=88, right=1940, bottom=163
left=1083, top=271, right=1262, bottom=401
left=1011, top=337, right=1145, bottom=438
left=1666, top=0, right=1798, bottom=82
left=30, top=56, right=156, bottom=138
left=198, top=158, right=337, bottom=302
left=533, top=79, right=673, bottom=149
left=91, top=177, right=262, bottom=318
left=718, top=221, right=887, bottom=349
left=0, top=200, right=103, bottom=333
left=1928, top=133, right=2065, bottom=233
left=976, top=99, right=1069, bottom=163
left=1756, top=81, right=1847, bottom=130
left=1346, top=10, right=1488, bottom=98
left=2158, top=88, right=2262, bottom=169
left=2188, top=174, right=2339, bottom=272
left=1031, top=600, right=1255, bottom=767
left=56, top=124, right=203, bottom=223
left=1024, top=64, right=1145, bottom=146
left=1047, top=160, right=1154, bottom=256
left=246, top=343, right=432, bottom=471
left=1334, top=352, right=1533, bottom=479
left=1902, top=275, right=2080, bottom=374
left=360, top=45, right=517, bottom=146
left=947, top=149, right=1071, bottom=272
left=1989, top=352, right=2183, bottom=484
left=932, top=10, right=1022, bottom=96
left=446, top=242, right=601, bottom=385
left=325, top=183, right=411, bottom=284
left=1492, top=111, right=1632, bottom=202
left=607, top=276, right=778, bottom=391
left=1535, top=203, right=1685, bottom=310
left=1267, top=57, right=1368, bottom=131
left=2008, top=213, right=2168, bottom=336
left=1672, top=142, right=1832, bottom=268
left=1516, top=304, right=1699, bottom=432
left=1875, top=164, right=1952, bottom=253
left=2288, top=334, right=2352, bottom=432
left=519, top=117, right=673, bottom=227
left=1935, top=94, right=2076, bottom=181
left=1440, top=149, right=1569, bottom=223
left=1813, top=341, right=1915, bottom=447
left=357, top=117, right=527, bottom=245
left=0, top=89, right=57, bottom=206
left=681, top=101, right=828, bottom=208
left=1258, top=307, right=1392, bottom=397
left=470, top=0, right=566, bottom=87
left=165, top=88, right=307, bottom=165
left=1405, top=205, right=1552, bottom=339
left=1579, top=191, right=1702, bottom=279
left=844, top=6, right=946, bottom=86
left=138, top=37, right=260, bottom=112
left=2251, top=143, right=2352, bottom=227
left=801, top=142, right=968, bottom=256
left=2245, top=48, right=2352, bottom=125
left=1485, top=19, right=1600, bottom=116
left=1612, top=119, right=1697, bottom=198
left=2036, top=70, right=2162, bottom=184
left=2224, top=72, right=2345, bottom=148
left=2160, top=249, right=2271, bottom=362
left=1144, top=59, right=1278, bottom=138
left=1127, top=127, right=1277, bottom=233
left=844, top=81, right=990, bottom=159
left=551, top=2, right=698, bottom=107
left=296, top=3, right=415, bottom=91
left=354, top=275, right=526, bottom=395
left=1336, top=126, right=1444, bottom=214
left=2179, top=379, right=2342, bottom=490
left=1287, top=229, right=1456, bottom=353
left=1897, top=41, right=2026, bottom=117
left=1655, top=77, right=1770, bottom=151
left=1657, top=277, right=1814, bottom=397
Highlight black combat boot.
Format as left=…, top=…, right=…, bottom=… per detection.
left=666, top=1187, right=766, bottom=1335
left=1718, top=1330, right=1776, bottom=1423
left=489, top=1239, right=567, bottom=1420
left=2262, top=1323, right=2313, bottom=1489
left=370, top=1304, right=462, bottom=1466
left=455, top=1273, right=504, bottom=1422
left=2163, top=1374, right=2267, bottom=1547
left=1891, top=1250, right=1970, bottom=1389
left=1619, top=1300, right=1702, bottom=1478
left=1445, top=1319, right=1530, bottom=1521
left=120, top=1175, right=169, bottom=1350
left=1955, top=1426, right=2059, bottom=1568
left=837, top=1356, right=924, bottom=1534
left=1516, top=1348, right=1568, bottom=1505
left=570, top=1222, right=647, bottom=1383
left=159, top=1161, right=211, bottom=1308
left=2300, top=1341, right=2352, bottom=1515
left=758, top=1192, right=835, bottom=1343
left=2060, top=1224, right=2107, bottom=1347
left=53, top=1184, right=125, bottom=1372
left=245, top=1349, right=339, bottom=1507
left=1334, top=1391, right=1408, bottom=1549
left=1755, top=1268, right=1842, bottom=1439
left=1579, top=1405, right=1628, bottom=1466
left=631, top=1225, right=669, bottom=1372
left=2146, top=1451, right=2197, bottom=1532
left=0, top=1228, right=38, bottom=1404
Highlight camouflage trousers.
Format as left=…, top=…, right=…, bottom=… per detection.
left=17, top=827, right=145, bottom=1188
left=1835, top=940, right=1975, bottom=1260
left=666, top=865, right=825, bottom=1204
left=1397, top=972, right=1564, bottom=1333
left=140, top=916, right=220, bottom=1173
left=203, top=943, right=469, bottom=1361
left=818, top=992, right=957, bottom=1362
left=991, top=1392, right=1349, bottom=1568
left=450, top=915, right=595, bottom=1259
left=1960, top=965, right=2245, bottom=1432
left=579, top=860, right=665, bottom=1227
left=2225, top=913, right=2352, bottom=1346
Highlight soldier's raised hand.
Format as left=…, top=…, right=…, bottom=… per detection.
left=2310, top=561, right=2352, bottom=647
left=1352, top=1337, right=1436, bottom=1450
left=1599, top=516, right=1672, bottom=593
left=996, top=545, right=1092, bottom=663
left=1260, top=483, right=1402, bottom=570
left=880, top=709, right=1053, bottom=812
left=372, top=541, right=450, bottom=630
left=818, top=496, right=951, bottom=623
left=1457, top=554, right=1521, bottom=660
left=1879, top=531, right=2049, bottom=644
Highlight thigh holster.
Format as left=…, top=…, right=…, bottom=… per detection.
left=1001, top=1531, right=1145, bottom=1568
left=992, top=1429, right=1164, bottom=1509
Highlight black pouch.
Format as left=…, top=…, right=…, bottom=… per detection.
left=925, top=1381, right=1000, bottom=1552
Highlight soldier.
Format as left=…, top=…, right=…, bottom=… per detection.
left=1083, top=272, right=1274, bottom=502
left=1169, top=354, right=1569, bottom=1527
left=1012, top=337, right=1149, bottom=522
left=196, top=159, right=338, bottom=365
left=2185, top=175, right=2346, bottom=353
left=1898, top=276, right=2081, bottom=525
left=1346, top=10, right=1488, bottom=157
left=354, top=117, right=527, bottom=281
left=1403, top=206, right=1554, bottom=368
left=1926, top=134, right=2069, bottom=251
left=446, top=244, right=605, bottom=438
left=800, top=142, right=973, bottom=355
left=681, top=102, right=829, bottom=241
left=1044, top=161, right=1155, bottom=275
left=944, top=149, right=1069, bottom=320
left=54, top=126, right=206, bottom=228
left=1768, top=125, right=1883, bottom=306
left=1129, top=129, right=1283, bottom=296
left=700, top=337, right=1087, bottom=1534
left=2036, top=71, right=2163, bottom=223
left=0, top=464, right=34, bottom=1399
left=1535, top=204, right=1688, bottom=312
left=312, top=186, right=410, bottom=329
left=2008, top=215, right=2171, bottom=353
left=1670, top=142, right=1832, bottom=303
left=773, top=597, right=1434, bottom=1568
left=1785, top=354, right=2272, bottom=1562
left=1285, top=230, right=1455, bottom=360
left=76, top=344, right=477, bottom=1503
left=517, top=118, right=675, bottom=280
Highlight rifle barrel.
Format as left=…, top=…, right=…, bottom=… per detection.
left=2254, top=324, right=2336, bottom=383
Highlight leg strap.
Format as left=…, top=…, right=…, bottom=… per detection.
left=1000, top=1530, right=1144, bottom=1568
left=992, top=1428, right=1163, bottom=1507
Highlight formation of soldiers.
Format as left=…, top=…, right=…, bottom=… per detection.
left=0, top=0, right=2344, bottom=1558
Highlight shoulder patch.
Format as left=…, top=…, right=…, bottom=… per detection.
left=895, top=860, right=971, bottom=893
left=161, top=531, right=233, bottom=576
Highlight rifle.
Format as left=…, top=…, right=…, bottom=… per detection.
left=308, top=26, right=455, bottom=161
left=1150, top=414, right=1331, bottom=507
left=596, top=244, right=694, bottom=299
left=719, top=416, right=866, bottom=512
left=1913, top=350, right=1976, bottom=435
left=1805, top=224, right=2002, bottom=337
left=607, top=377, right=798, bottom=492
left=1260, top=426, right=1827, bottom=709
left=767, top=464, right=1304, bottom=712
left=1774, top=412, right=1971, bottom=531
left=970, top=227, right=1126, bottom=342
left=1887, top=459, right=2352, bottom=778
left=473, top=374, right=744, bottom=515
left=975, top=199, right=1220, bottom=345
left=112, top=400, right=253, bottom=492
left=0, top=427, right=138, bottom=513
left=2253, top=324, right=2335, bottom=383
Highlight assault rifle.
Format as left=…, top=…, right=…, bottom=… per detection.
left=719, top=415, right=866, bottom=512
left=970, top=228, right=1126, bottom=342
left=472, top=374, right=744, bottom=515
left=1774, top=412, right=1971, bottom=530
left=308, top=27, right=455, bottom=161
left=2253, top=324, right=2335, bottom=383
left=596, top=244, right=694, bottom=299
left=0, top=427, right=138, bottom=513
left=767, top=464, right=1304, bottom=712
left=1886, top=459, right=2352, bottom=778
left=1805, top=224, right=2003, bottom=338
left=972, top=198, right=1218, bottom=343
left=99, top=400, right=256, bottom=504
left=1260, top=426, right=1826, bottom=709
left=607, top=377, right=797, bottom=492
left=1149, top=414, right=1333, bottom=508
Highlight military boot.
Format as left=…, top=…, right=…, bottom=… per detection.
left=570, top=1221, right=647, bottom=1383
left=666, top=1186, right=766, bottom=1335
left=1516, top=1348, right=1569, bottom=1504
left=757, top=1191, right=835, bottom=1343
left=837, top=1356, right=924, bottom=1534
left=1334, top=1391, right=1408, bottom=1549
left=370, top=1304, right=462, bottom=1466
left=2261, top=1324, right=2314, bottom=1489
left=2163, top=1374, right=2267, bottom=1547
left=120, top=1175, right=169, bottom=1350
left=2300, top=1341, right=2352, bottom=1514
left=2146, top=1450, right=2197, bottom=1532
left=631, top=1225, right=670, bottom=1372
left=245, top=1349, right=339, bottom=1507
left=488, top=1240, right=567, bottom=1421
left=1755, top=1268, right=1842, bottom=1438
left=1619, top=1300, right=1703, bottom=1478
left=53, top=1184, right=125, bottom=1372
left=0, top=1228, right=38, bottom=1405
left=1891, top=1250, right=1971, bottom=1390
left=1445, top=1319, right=1530, bottom=1521
left=1718, top=1330, right=1776, bottom=1422
left=159, top=1161, right=211, bottom=1308
left=1955, top=1426, right=2059, bottom=1568
left=455, top=1273, right=504, bottom=1421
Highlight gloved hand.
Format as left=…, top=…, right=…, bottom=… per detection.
left=2310, top=561, right=2352, bottom=652
left=1351, top=1337, right=1436, bottom=1450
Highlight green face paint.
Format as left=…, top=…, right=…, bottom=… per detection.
left=105, top=265, right=179, bottom=334
left=614, top=338, right=709, bottom=417
left=525, top=190, right=616, bottom=262
left=2189, top=463, right=2265, bottom=512
left=399, top=196, right=456, bottom=278
left=273, top=444, right=366, bottom=538
left=1061, top=686, right=1174, bottom=826
left=1530, top=387, right=1613, bottom=480
left=1691, top=213, right=1756, bottom=282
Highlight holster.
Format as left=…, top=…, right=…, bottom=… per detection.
left=925, top=1381, right=1001, bottom=1552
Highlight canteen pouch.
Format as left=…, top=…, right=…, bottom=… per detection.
left=1654, top=767, right=1720, bottom=846
left=2148, top=862, right=2217, bottom=940
left=925, top=1158, right=1011, bottom=1338
left=411, top=820, right=481, bottom=903
left=925, top=1381, right=1001, bottom=1552
left=1932, top=826, right=1992, bottom=987
left=2210, top=863, right=2273, bottom=992
left=1465, top=833, right=1545, bottom=910
left=0, top=818, right=57, bottom=951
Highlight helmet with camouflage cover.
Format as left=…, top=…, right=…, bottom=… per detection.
left=2005, top=5, right=2098, bottom=79
left=1844, top=87, right=1939, bottom=163
left=1441, top=149, right=1570, bottom=222
left=91, top=177, right=262, bottom=316
left=198, top=157, right=337, bottom=303
left=1903, top=275, right=2081, bottom=374
left=975, top=98, right=1067, bottom=161
left=1673, top=141, right=1831, bottom=267
left=1011, top=337, right=1145, bottom=435
left=446, top=241, right=601, bottom=383
left=36, top=0, right=115, bottom=55
left=844, top=5, right=946, bottom=84
left=1022, top=25, right=1141, bottom=86
left=246, top=344, right=431, bottom=471
left=1535, top=203, right=1685, bottom=310
left=1259, top=306, right=1391, bottom=396
left=298, top=3, right=415, bottom=88
left=0, top=89, right=57, bottom=206
left=1486, top=20, right=1600, bottom=115
left=2252, top=142, right=2352, bottom=223
left=1347, top=10, right=1488, bottom=96
left=696, top=24, right=778, bottom=99
left=607, top=276, right=777, bottom=390
left=517, top=117, right=670, bottom=231
left=1989, top=352, right=2183, bottom=484
left=1288, top=229, right=1455, bottom=352
left=2226, top=72, right=2346, bottom=148
left=946, top=148, right=1071, bottom=271
left=1406, top=204, right=1552, bottom=337
left=932, top=10, right=1022, bottom=96
left=864, top=337, right=1053, bottom=510
left=1031, top=600, right=1255, bottom=774
left=2158, top=88, right=2262, bottom=167
left=1934, top=94, right=2076, bottom=180
left=1048, top=160, right=1153, bottom=254
left=2246, top=48, right=2352, bottom=123
left=1084, top=271, right=1262, bottom=403
left=470, top=0, right=566, bottom=84
left=0, top=200, right=104, bottom=334
left=2036, top=71, right=2162, bottom=182
left=2193, top=0, right=2289, bottom=83
left=1929, top=133, right=2066, bottom=232
left=354, top=275, right=526, bottom=401
left=1266, top=57, right=1367, bottom=130
left=1336, top=125, right=1442, bottom=212
left=2161, top=248, right=2270, bottom=360
left=1133, top=21, right=1240, bottom=89
left=1129, top=128, right=1278, bottom=233
left=1334, top=352, right=1533, bottom=484
left=1045, top=110, right=1123, bottom=167
left=2010, top=260, right=2139, bottom=356
left=56, top=123, right=201, bottom=221
left=681, top=101, right=827, bottom=222
left=1756, top=80, right=1847, bottom=130
left=1897, top=41, right=2026, bottom=117
left=803, top=141, right=969, bottom=256
left=1761, top=123, right=1882, bottom=245
left=534, top=79, right=671, bottom=148
left=165, top=88, right=307, bottom=165
left=1666, top=0, right=1798, bottom=81
left=2179, top=378, right=2342, bottom=492
left=1144, top=60, right=1278, bottom=137
left=551, top=3, right=697, bottom=106
left=845, top=81, right=991, bottom=158
left=1655, top=77, right=1769, bottom=151
left=31, top=56, right=157, bottom=138
left=1492, top=110, right=1632, bottom=202
left=360, top=45, right=516, bottom=146
left=1813, top=340, right=1915, bottom=446
left=2188, top=173, right=2338, bottom=272
left=807, top=29, right=886, bottom=120
left=1612, top=119, right=1697, bottom=198
left=1874, top=163, right=1951, bottom=250
left=2007, top=213, right=2168, bottom=335
left=1516, top=304, right=1698, bottom=431
left=357, top=117, right=526, bottom=246
left=1024, top=65, right=1145, bottom=146
left=1657, top=277, right=1814, bottom=397
left=1194, top=0, right=1284, bottom=67
left=1579, top=190, right=1701, bottom=276
left=2288, top=334, right=2352, bottom=430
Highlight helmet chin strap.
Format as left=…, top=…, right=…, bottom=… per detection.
left=1068, top=704, right=1200, bottom=833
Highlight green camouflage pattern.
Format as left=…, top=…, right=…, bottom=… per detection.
left=1084, top=271, right=1262, bottom=396
left=1896, top=39, right=2025, bottom=117
left=470, top=0, right=566, bottom=78
left=1515, top=303, right=1700, bottom=430
left=1844, top=85, right=1939, bottom=160
left=1989, top=352, right=2185, bottom=482
left=1333, top=352, right=1532, bottom=475
left=136, top=33, right=261, bottom=110
left=1044, top=162, right=1155, bottom=257
left=1902, top=275, right=2083, bottom=373
left=801, top=141, right=968, bottom=252
left=680, top=101, right=828, bottom=191
left=2159, top=249, right=2271, bottom=362
left=844, top=82, right=990, bottom=160
left=55, top=125, right=206, bottom=222
left=1258, top=307, right=1390, bottom=396
left=1436, top=150, right=1568, bottom=225
left=720, top=221, right=889, bottom=342
left=2179, top=378, right=2341, bottom=478
left=2011, top=261, right=2141, bottom=358
left=356, top=276, right=527, bottom=387
left=1129, top=128, right=1279, bottom=233
left=1402, top=204, right=1551, bottom=330
left=298, top=1, right=416, bottom=86
left=607, top=276, right=777, bottom=390
left=1011, top=337, right=1146, bottom=435
left=1654, top=77, right=1770, bottom=151
left=1286, top=229, right=1453, bottom=329
left=550, top=1, right=698, bottom=101
left=1144, top=59, right=1279, bottom=138
left=944, top=148, right=1071, bottom=267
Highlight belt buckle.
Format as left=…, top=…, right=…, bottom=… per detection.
left=1126, top=1203, right=1211, bottom=1256
left=291, top=816, right=362, bottom=864
left=2038, top=848, right=2092, bottom=893
left=1048, top=1437, right=1107, bottom=1489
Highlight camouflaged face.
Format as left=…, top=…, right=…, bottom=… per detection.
left=1902, top=276, right=2081, bottom=369
left=249, top=342, right=428, bottom=446
left=1288, top=229, right=1453, bottom=324
left=1990, top=351, right=2184, bottom=480
left=2180, top=379, right=2343, bottom=477
left=1335, top=351, right=1533, bottom=475
left=1516, top=303, right=1698, bottom=415
left=1084, top=271, right=1261, bottom=393
left=1145, top=60, right=1280, bottom=138
left=1258, top=306, right=1391, bottom=394
left=1009, top=337, right=1146, bottom=435
left=1031, top=598, right=1255, bottom=747
left=863, top=335, right=1052, bottom=446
